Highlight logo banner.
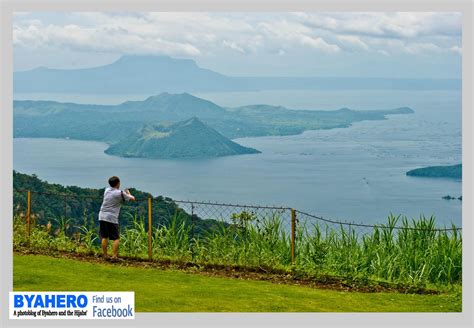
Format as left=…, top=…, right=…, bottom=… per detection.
left=9, top=292, right=135, bottom=320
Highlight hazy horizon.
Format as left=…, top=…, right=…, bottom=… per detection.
left=13, top=12, right=462, bottom=79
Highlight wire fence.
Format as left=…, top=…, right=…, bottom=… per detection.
left=13, top=188, right=462, bottom=263
left=173, top=199, right=292, bottom=235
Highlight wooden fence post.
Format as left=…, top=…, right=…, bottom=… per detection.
left=291, top=208, right=296, bottom=264
left=148, top=197, right=153, bottom=261
left=26, top=190, right=31, bottom=243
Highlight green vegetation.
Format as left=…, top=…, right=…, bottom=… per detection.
left=14, top=172, right=462, bottom=291
left=442, top=195, right=462, bottom=201
left=407, top=164, right=462, bottom=179
left=218, top=105, right=414, bottom=139
left=14, top=254, right=461, bottom=312
left=13, top=207, right=462, bottom=287
left=105, top=117, right=260, bottom=159
left=13, top=171, right=221, bottom=233
left=14, top=93, right=414, bottom=156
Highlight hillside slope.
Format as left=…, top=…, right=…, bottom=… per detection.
left=12, top=171, right=219, bottom=232
left=105, top=117, right=261, bottom=159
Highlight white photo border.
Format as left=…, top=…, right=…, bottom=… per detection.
left=1, top=1, right=472, bottom=327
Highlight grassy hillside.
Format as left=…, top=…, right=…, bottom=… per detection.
left=105, top=117, right=261, bottom=159
left=13, top=171, right=221, bottom=233
left=13, top=254, right=461, bottom=312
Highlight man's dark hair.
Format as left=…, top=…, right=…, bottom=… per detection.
left=108, top=176, right=120, bottom=188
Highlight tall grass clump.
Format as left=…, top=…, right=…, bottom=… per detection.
left=297, top=215, right=461, bottom=286
left=193, top=212, right=291, bottom=268
left=120, top=213, right=149, bottom=258
left=13, top=214, right=78, bottom=252
left=152, top=212, right=193, bottom=261
left=14, top=210, right=461, bottom=287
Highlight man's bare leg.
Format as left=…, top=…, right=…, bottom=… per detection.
left=101, top=238, right=108, bottom=258
left=112, top=239, right=120, bottom=259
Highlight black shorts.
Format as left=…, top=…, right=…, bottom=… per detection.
left=99, top=221, right=120, bottom=240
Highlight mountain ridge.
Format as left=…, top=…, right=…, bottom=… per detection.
left=14, top=92, right=415, bottom=144
left=14, top=55, right=461, bottom=93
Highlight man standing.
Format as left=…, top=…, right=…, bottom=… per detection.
left=99, top=176, right=135, bottom=261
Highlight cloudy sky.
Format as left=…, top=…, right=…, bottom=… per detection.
left=13, top=12, right=462, bottom=78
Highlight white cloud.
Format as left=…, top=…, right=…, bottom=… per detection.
left=13, top=12, right=461, bottom=59
left=299, top=35, right=340, bottom=53
left=258, top=20, right=340, bottom=53
left=336, top=35, right=369, bottom=51
left=403, top=42, right=442, bottom=55
left=365, top=37, right=459, bottom=56
left=14, top=17, right=202, bottom=57
left=450, top=45, right=462, bottom=55
left=297, top=12, right=461, bottom=39
left=222, top=40, right=245, bottom=53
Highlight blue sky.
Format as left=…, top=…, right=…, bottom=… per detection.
left=13, top=12, right=462, bottom=78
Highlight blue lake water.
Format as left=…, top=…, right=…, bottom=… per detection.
left=13, top=89, right=462, bottom=226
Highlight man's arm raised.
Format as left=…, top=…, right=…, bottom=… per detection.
left=123, top=189, right=136, bottom=201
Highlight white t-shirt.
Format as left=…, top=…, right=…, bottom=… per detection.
left=98, top=187, right=133, bottom=224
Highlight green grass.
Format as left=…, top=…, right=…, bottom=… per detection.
left=14, top=254, right=461, bottom=312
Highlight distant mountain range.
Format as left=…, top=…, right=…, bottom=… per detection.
left=105, top=117, right=260, bottom=159
left=14, top=92, right=414, bottom=159
left=14, top=92, right=414, bottom=139
left=14, top=55, right=461, bottom=93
